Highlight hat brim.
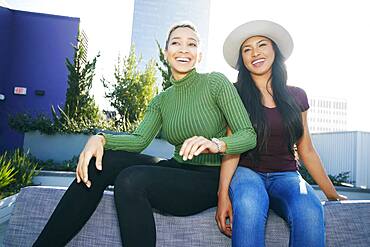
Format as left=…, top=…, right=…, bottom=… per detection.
left=223, top=20, right=294, bottom=69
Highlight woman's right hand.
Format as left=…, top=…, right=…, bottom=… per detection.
left=215, top=191, right=233, bottom=237
left=76, top=135, right=105, bottom=188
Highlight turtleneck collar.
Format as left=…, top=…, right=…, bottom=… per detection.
left=170, top=69, right=199, bottom=89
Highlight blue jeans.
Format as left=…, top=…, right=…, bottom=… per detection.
left=229, top=166, right=325, bottom=247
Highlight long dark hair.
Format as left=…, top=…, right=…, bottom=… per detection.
left=235, top=41, right=303, bottom=160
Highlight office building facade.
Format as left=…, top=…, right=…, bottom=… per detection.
left=307, top=97, right=347, bottom=133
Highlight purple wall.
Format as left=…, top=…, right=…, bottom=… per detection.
left=0, top=7, right=79, bottom=153
left=0, top=7, right=11, bottom=89
left=0, top=6, right=13, bottom=154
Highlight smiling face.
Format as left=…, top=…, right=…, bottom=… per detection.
left=165, top=27, right=202, bottom=80
left=241, top=35, right=275, bottom=77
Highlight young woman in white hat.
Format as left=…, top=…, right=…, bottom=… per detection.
left=216, top=20, right=347, bottom=247
left=33, top=22, right=257, bottom=247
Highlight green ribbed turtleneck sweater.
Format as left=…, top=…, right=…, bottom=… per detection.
left=103, top=69, right=256, bottom=166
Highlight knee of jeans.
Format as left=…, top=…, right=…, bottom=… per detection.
left=289, top=199, right=324, bottom=226
left=232, top=189, right=267, bottom=218
left=113, top=166, right=148, bottom=197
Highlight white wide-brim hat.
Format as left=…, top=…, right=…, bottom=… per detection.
left=223, top=20, right=294, bottom=69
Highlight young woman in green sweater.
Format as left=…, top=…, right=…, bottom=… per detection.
left=33, top=22, right=256, bottom=247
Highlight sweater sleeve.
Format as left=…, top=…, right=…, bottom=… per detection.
left=210, top=72, right=257, bottom=154
left=102, top=94, right=162, bottom=152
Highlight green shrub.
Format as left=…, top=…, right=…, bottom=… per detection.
left=156, top=40, right=172, bottom=90
left=34, top=156, right=78, bottom=172
left=8, top=110, right=118, bottom=135
left=328, top=171, right=353, bottom=186
left=51, top=105, right=117, bottom=134
left=0, top=157, right=17, bottom=189
left=7, top=113, right=33, bottom=133
left=299, top=163, right=354, bottom=186
left=61, top=30, right=101, bottom=130
left=8, top=113, right=57, bottom=134
left=102, top=45, right=157, bottom=132
left=0, top=150, right=40, bottom=199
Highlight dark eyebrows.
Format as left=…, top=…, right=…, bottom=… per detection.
left=170, top=36, right=198, bottom=42
left=242, top=38, right=270, bottom=48
left=257, top=39, right=269, bottom=45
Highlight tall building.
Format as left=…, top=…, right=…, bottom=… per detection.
left=307, top=97, right=347, bottom=133
left=131, top=0, right=211, bottom=72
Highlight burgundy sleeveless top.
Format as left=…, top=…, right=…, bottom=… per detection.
left=239, top=86, right=309, bottom=172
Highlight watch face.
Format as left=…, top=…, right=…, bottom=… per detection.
left=211, top=138, right=221, bottom=152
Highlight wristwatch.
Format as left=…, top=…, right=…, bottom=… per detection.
left=211, top=138, right=222, bottom=153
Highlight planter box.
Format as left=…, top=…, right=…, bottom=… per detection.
left=23, top=131, right=90, bottom=163
left=24, top=131, right=175, bottom=163
left=32, top=170, right=74, bottom=187
left=31, top=171, right=116, bottom=192
left=141, top=138, right=174, bottom=159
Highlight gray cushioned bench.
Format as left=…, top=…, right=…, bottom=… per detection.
left=3, top=186, right=370, bottom=247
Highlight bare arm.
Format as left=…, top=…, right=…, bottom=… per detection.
left=217, top=127, right=240, bottom=195
left=215, top=127, right=240, bottom=237
left=297, top=111, right=347, bottom=200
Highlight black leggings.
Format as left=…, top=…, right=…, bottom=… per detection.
left=33, top=150, right=220, bottom=247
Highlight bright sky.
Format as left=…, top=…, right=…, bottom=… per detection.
left=5, top=0, right=370, bottom=132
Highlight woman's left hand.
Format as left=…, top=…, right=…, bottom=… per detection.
left=328, top=193, right=348, bottom=201
left=337, top=194, right=348, bottom=200
left=215, top=192, right=233, bottom=237
left=179, top=136, right=219, bottom=161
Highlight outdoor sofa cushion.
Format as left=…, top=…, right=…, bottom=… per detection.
left=3, top=186, right=370, bottom=247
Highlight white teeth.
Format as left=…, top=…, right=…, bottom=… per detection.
left=176, top=57, right=190, bottom=62
left=252, top=59, right=265, bottom=65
